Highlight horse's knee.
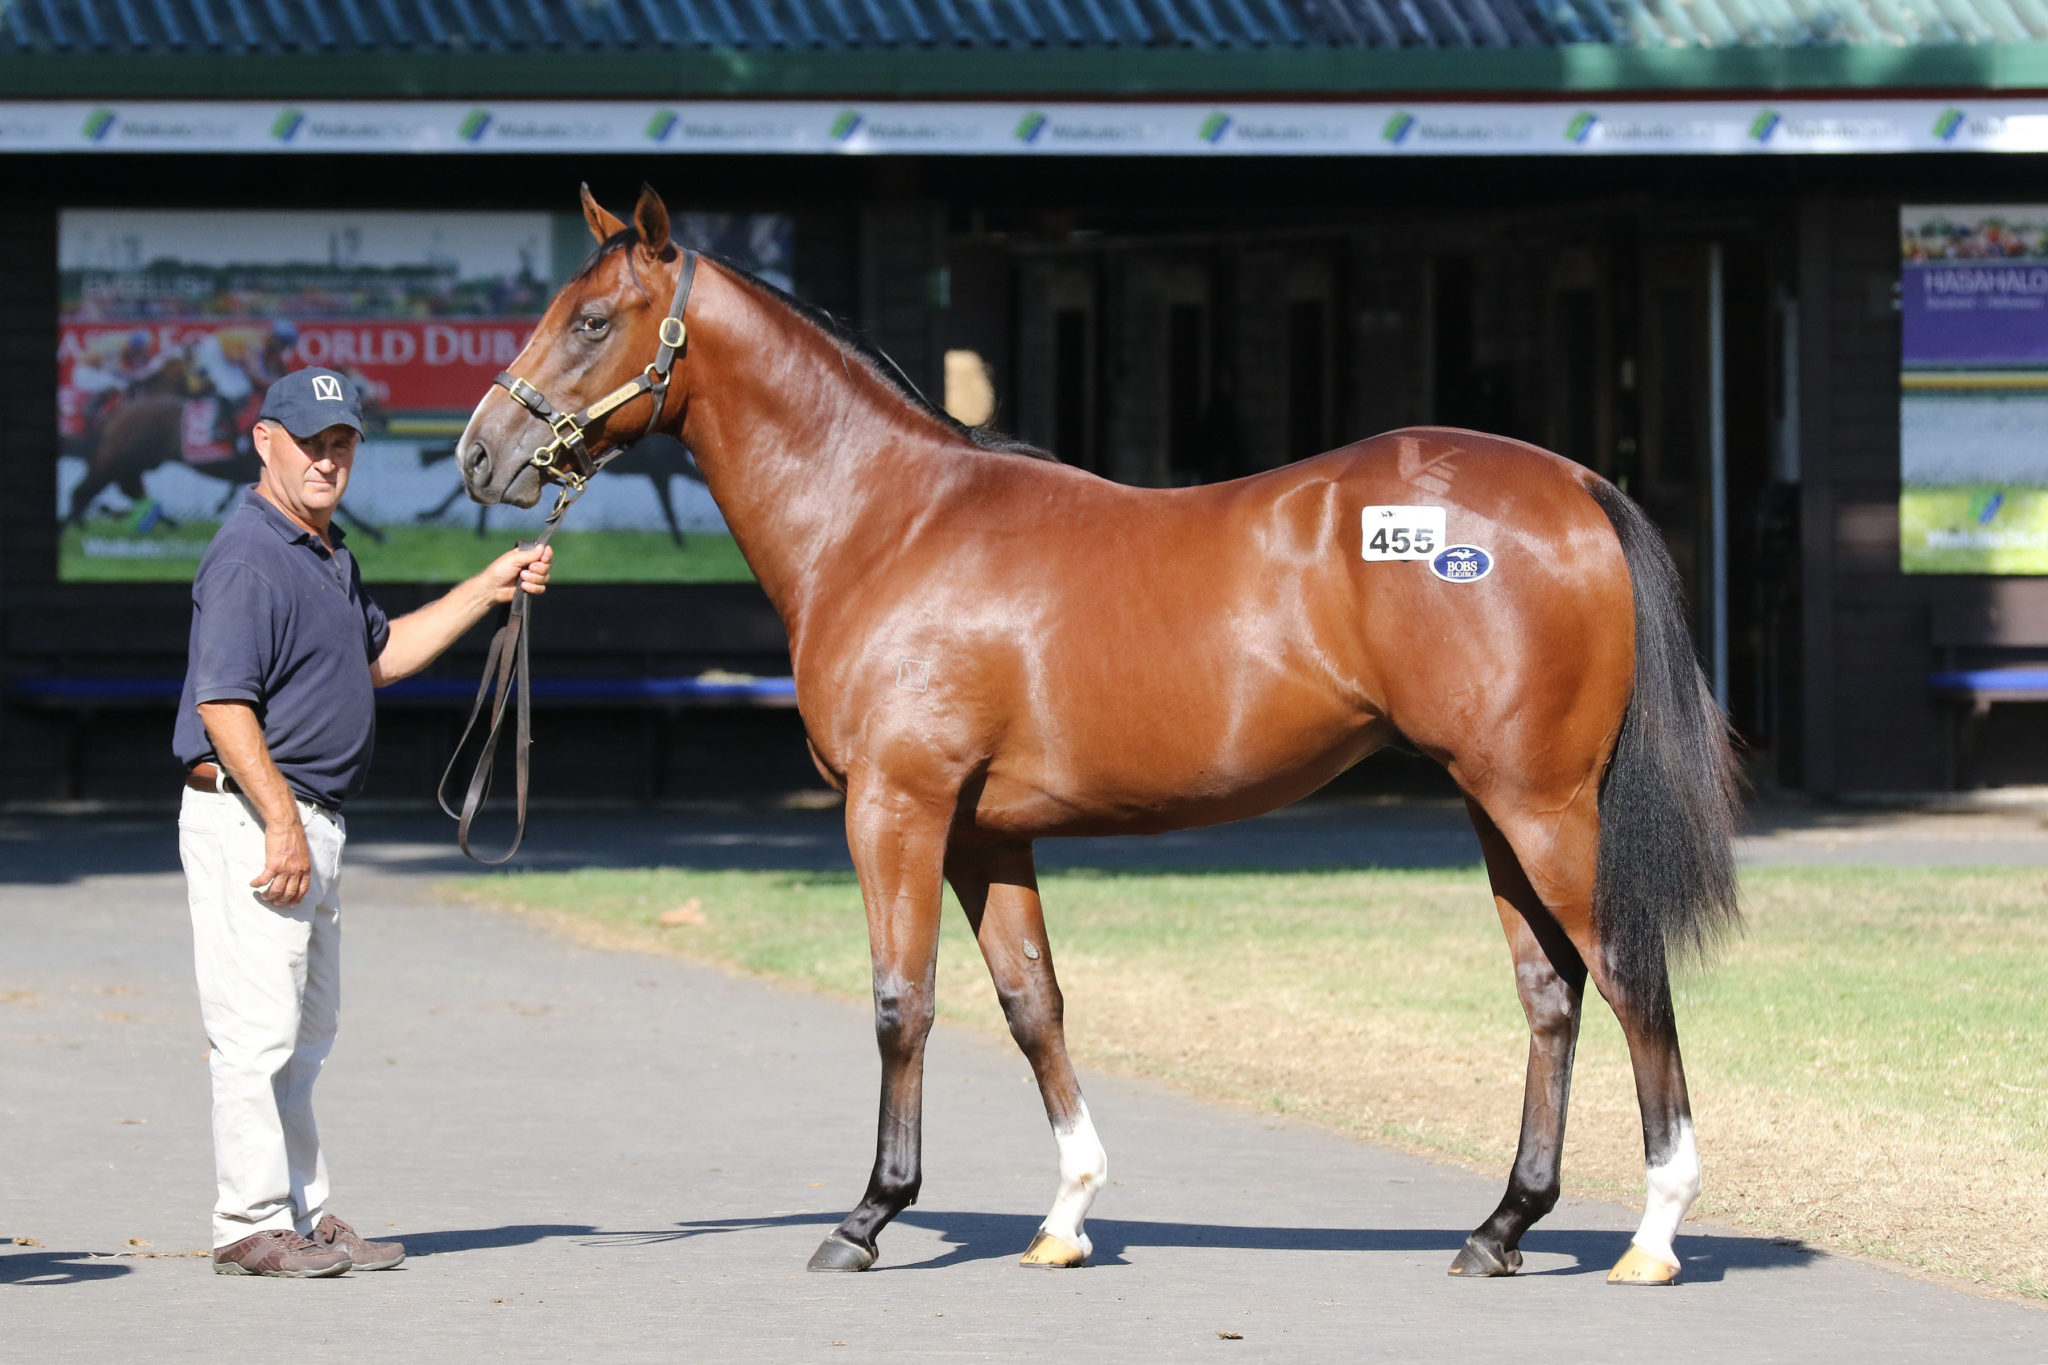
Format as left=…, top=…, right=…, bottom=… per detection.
left=872, top=976, right=934, bottom=1052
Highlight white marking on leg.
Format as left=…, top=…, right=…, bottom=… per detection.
left=1630, top=1117, right=1700, bottom=1269
left=1040, top=1102, right=1107, bottom=1256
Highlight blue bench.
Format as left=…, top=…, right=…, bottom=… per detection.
left=1929, top=668, right=2048, bottom=703
left=1930, top=604, right=2048, bottom=787
left=6, top=673, right=799, bottom=800
left=7, top=674, right=797, bottom=708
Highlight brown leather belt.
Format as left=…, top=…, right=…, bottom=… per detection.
left=185, top=763, right=241, bottom=796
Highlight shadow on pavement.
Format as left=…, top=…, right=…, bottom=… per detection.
left=550, top=1210, right=1818, bottom=1283
left=407, top=1223, right=599, bottom=1256
left=0, top=1249, right=135, bottom=1285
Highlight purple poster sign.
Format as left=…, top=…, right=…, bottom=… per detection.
left=1903, top=261, right=2048, bottom=367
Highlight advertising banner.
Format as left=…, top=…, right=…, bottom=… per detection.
left=57, top=209, right=789, bottom=584
left=1901, top=206, right=2048, bottom=574
left=12, top=99, right=2048, bottom=158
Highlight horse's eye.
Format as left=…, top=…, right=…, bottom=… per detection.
left=579, top=315, right=609, bottom=335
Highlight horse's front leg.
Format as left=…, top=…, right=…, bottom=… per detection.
left=947, top=842, right=1105, bottom=1268
left=807, top=787, right=951, bottom=1272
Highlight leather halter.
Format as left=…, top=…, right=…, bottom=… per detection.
left=491, top=247, right=699, bottom=495
left=439, top=247, right=699, bottom=866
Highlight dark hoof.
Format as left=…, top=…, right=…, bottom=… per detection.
left=1447, top=1237, right=1522, bottom=1277
left=806, top=1232, right=876, bottom=1273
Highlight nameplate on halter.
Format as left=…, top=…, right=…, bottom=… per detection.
left=584, top=378, right=648, bottom=420
left=1360, top=505, right=1445, bottom=561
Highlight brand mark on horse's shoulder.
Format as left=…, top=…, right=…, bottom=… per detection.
left=1430, top=545, right=1495, bottom=583
left=896, top=658, right=931, bottom=692
left=1396, top=436, right=1456, bottom=497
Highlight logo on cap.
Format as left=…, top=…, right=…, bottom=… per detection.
left=311, top=375, right=344, bottom=402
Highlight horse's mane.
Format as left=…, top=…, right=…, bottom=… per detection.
left=579, top=229, right=1059, bottom=463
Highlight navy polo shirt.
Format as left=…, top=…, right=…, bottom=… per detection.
left=173, top=487, right=390, bottom=809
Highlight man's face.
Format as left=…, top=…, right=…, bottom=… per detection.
left=254, top=421, right=358, bottom=520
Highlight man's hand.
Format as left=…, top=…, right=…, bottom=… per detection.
left=371, top=544, right=555, bottom=686
left=196, top=698, right=312, bottom=909
left=255, top=815, right=313, bottom=908
left=482, top=544, right=553, bottom=603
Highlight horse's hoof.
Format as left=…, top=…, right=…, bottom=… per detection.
left=1019, top=1230, right=1088, bottom=1268
left=806, top=1232, right=876, bottom=1272
left=1607, top=1242, right=1680, bottom=1285
left=1447, top=1237, right=1521, bottom=1277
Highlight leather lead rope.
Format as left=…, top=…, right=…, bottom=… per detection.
left=439, top=248, right=699, bottom=865
left=436, top=492, right=574, bottom=865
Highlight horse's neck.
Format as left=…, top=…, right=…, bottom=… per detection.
left=668, top=268, right=960, bottom=644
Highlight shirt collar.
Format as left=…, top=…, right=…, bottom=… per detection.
left=242, top=485, right=346, bottom=551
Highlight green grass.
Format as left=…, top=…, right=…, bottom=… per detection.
left=452, top=862, right=2048, bottom=1295
left=60, top=518, right=755, bottom=584
left=350, top=526, right=755, bottom=584
left=451, top=863, right=2048, bottom=1150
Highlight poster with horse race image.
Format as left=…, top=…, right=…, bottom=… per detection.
left=1901, top=205, right=2048, bottom=574
left=57, top=208, right=791, bottom=584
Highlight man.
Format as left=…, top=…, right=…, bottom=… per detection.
left=175, top=366, right=551, bottom=1277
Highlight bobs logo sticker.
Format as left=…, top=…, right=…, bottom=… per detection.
left=1430, top=545, right=1494, bottom=583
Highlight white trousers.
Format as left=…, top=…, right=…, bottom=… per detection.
left=177, top=787, right=345, bottom=1249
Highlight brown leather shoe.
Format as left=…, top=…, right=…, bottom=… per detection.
left=311, top=1214, right=406, bottom=1271
left=212, top=1228, right=352, bottom=1277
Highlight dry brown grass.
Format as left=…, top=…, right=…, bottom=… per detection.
left=451, top=863, right=2048, bottom=1301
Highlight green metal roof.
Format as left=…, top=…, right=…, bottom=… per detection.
left=6, top=0, right=2048, bottom=95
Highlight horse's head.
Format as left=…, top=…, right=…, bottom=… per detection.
left=458, top=184, right=687, bottom=508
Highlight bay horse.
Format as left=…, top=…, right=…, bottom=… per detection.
left=457, top=187, right=1740, bottom=1286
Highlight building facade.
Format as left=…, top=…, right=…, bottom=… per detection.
left=8, top=1, right=2048, bottom=801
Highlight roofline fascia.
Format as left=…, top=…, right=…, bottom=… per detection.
left=6, top=44, right=2048, bottom=99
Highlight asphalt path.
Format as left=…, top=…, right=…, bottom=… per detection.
left=4, top=802, right=2046, bottom=1360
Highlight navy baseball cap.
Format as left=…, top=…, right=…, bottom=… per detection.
left=257, top=366, right=365, bottom=440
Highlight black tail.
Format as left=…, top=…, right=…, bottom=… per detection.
left=1586, top=479, right=1742, bottom=1024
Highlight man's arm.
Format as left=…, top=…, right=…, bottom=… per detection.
left=368, top=543, right=552, bottom=686
left=197, top=700, right=311, bottom=909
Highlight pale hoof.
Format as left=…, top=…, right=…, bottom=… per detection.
left=806, top=1232, right=876, bottom=1272
left=1607, top=1242, right=1680, bottom=1285
left=1447, top=1236, right=1521, bottom=1277
left=1019, top=1230, right=1088, bottom=1268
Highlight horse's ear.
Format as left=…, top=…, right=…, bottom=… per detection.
left=633, top=184, right=672, bottom=260
left=581, top=183, right=626, bottom=244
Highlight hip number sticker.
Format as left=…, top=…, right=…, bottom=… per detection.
left=1360, top=505, right=1446, bottom=561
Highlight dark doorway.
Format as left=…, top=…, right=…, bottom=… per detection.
left=1550, top=284, right=1605, bottom=474
left=1053, top=306, right=1094, bottom=471
left=1287, top=297, right=1330, bottom=461
left=1167, top=301, right=1209, bottom=483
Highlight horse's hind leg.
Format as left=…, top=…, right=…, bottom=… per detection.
left=946, top=842, right=1105, bottom=1268
left=1450, top=799, right=1587, bottom=1277
left=807, top=788, right=951, bottom=1273
left=1594, top=951, right=1699, bottom=1283
left=1479, top=791, right=1701, bottom=1285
